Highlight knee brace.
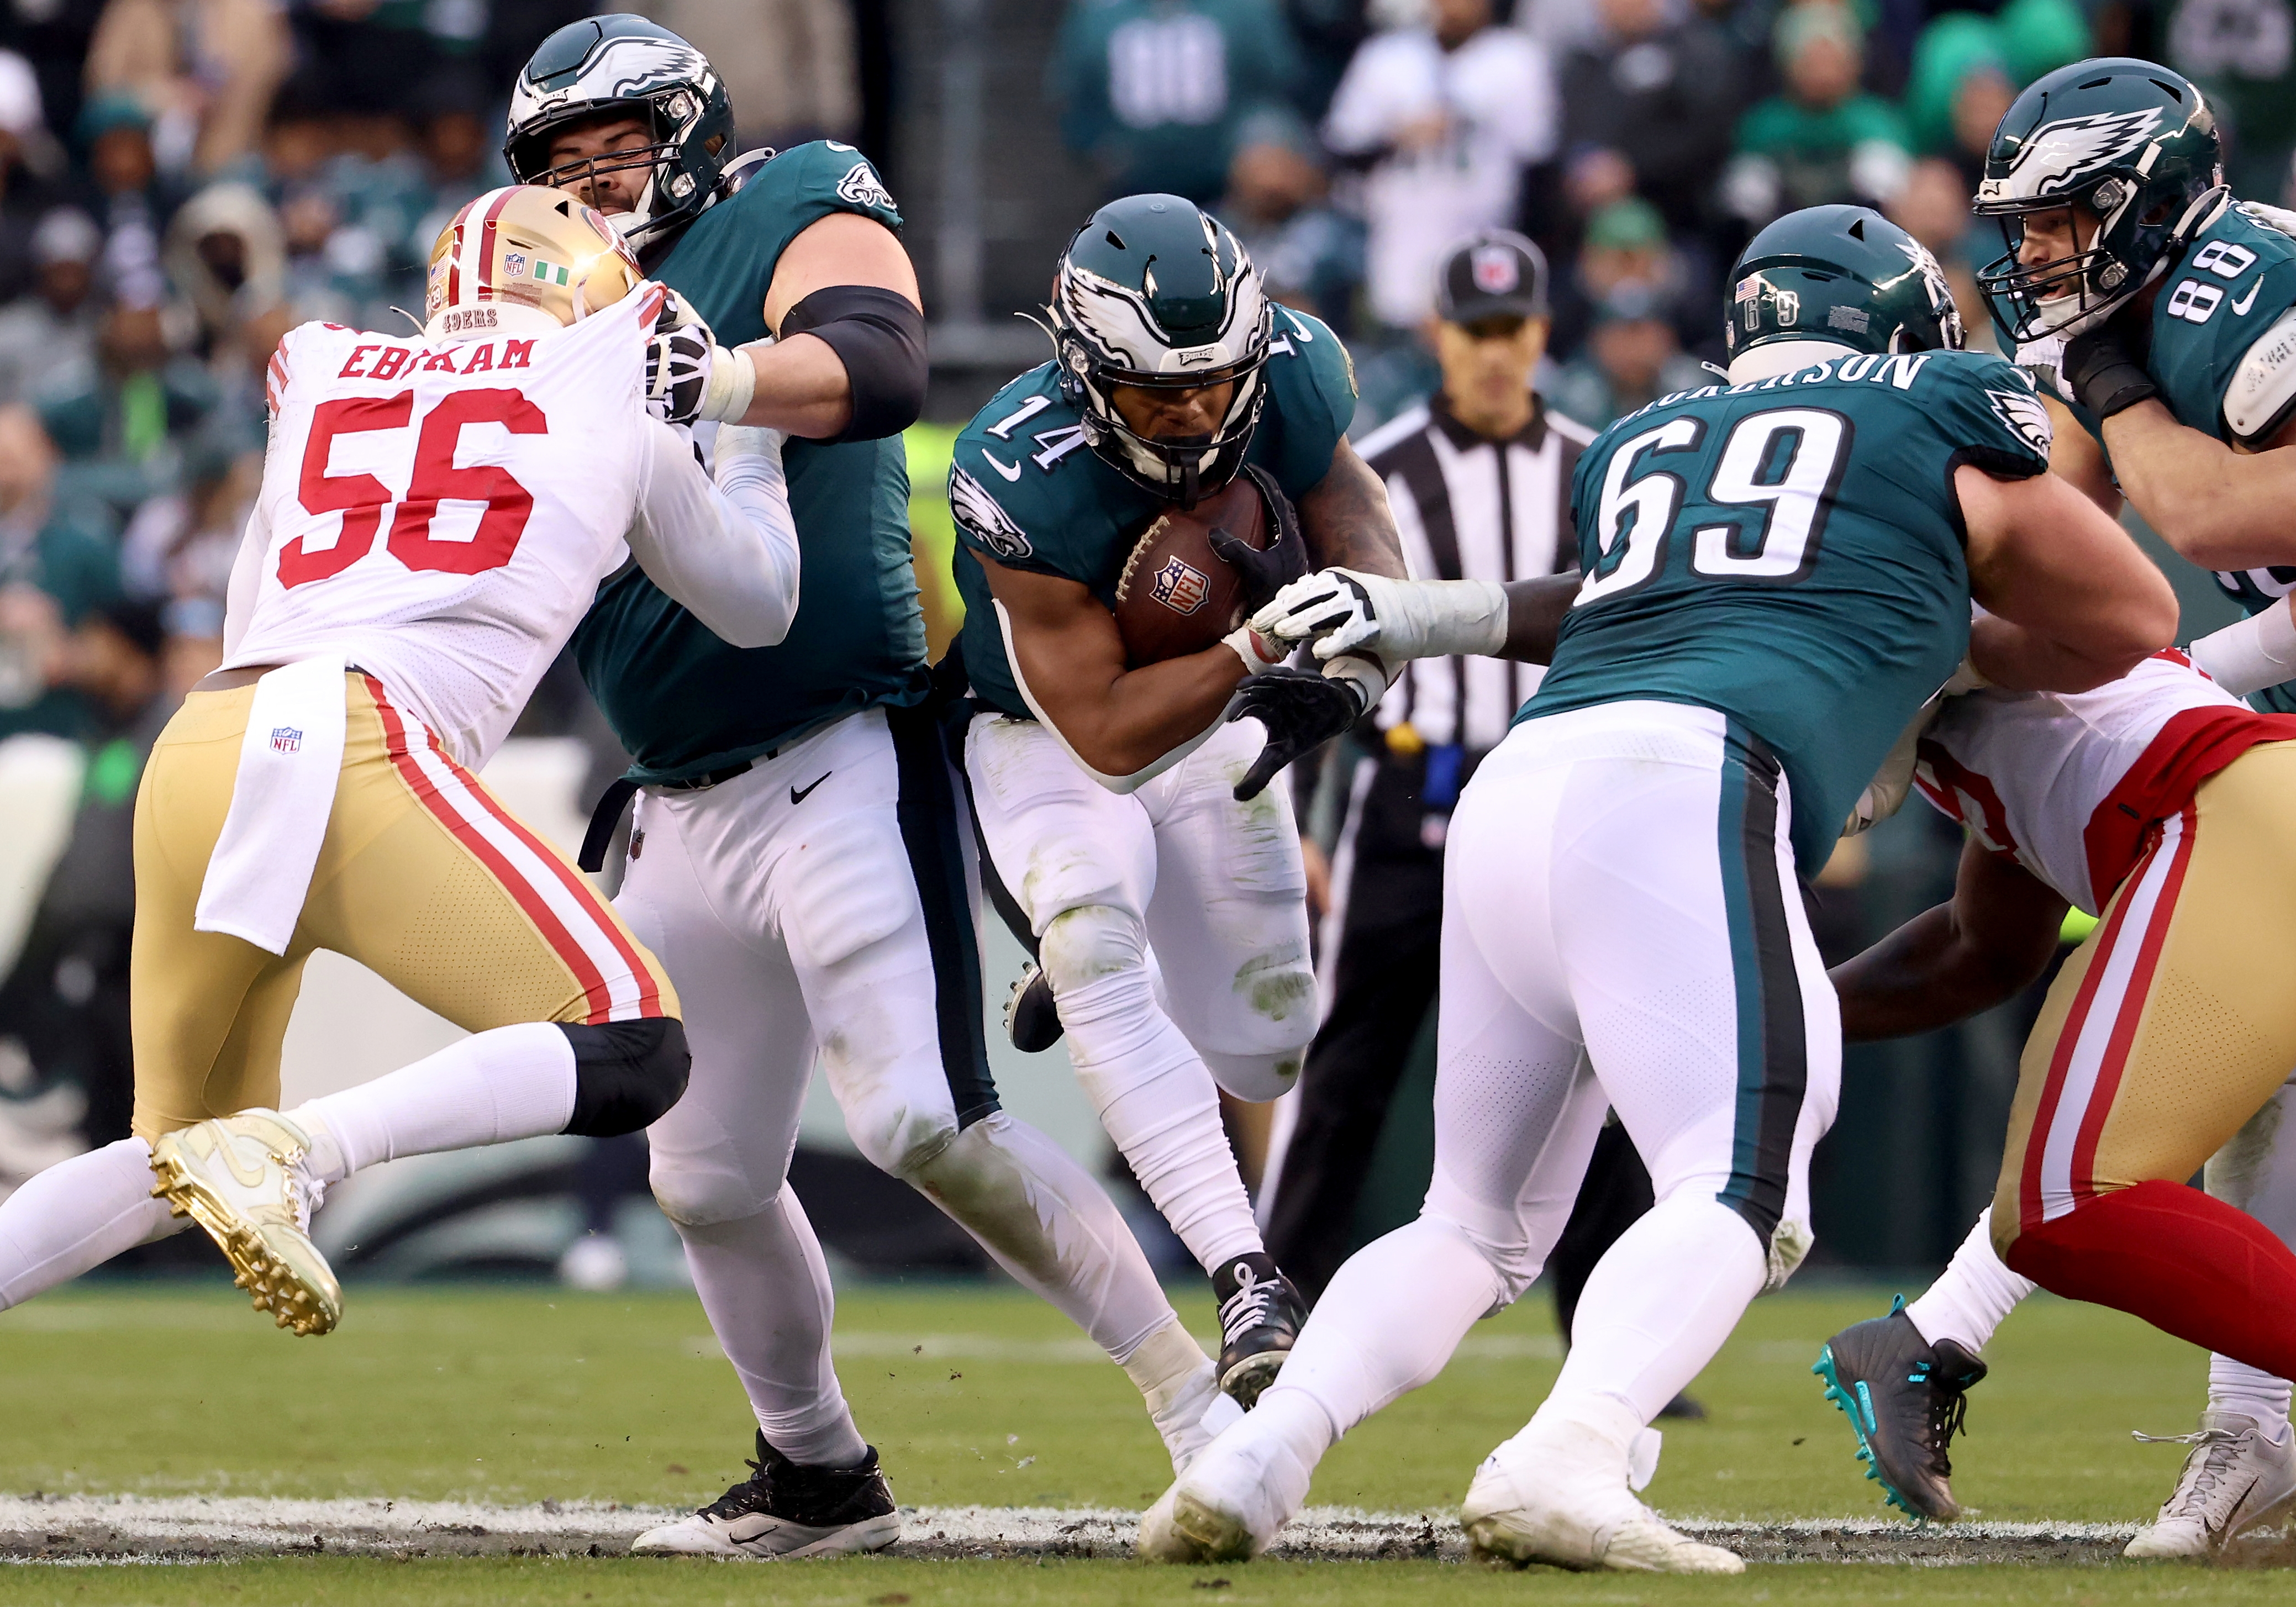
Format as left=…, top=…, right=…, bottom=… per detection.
left=1038, top=903, right=1150, bottom=998
left=558, top=1017, right=691, bottom=1137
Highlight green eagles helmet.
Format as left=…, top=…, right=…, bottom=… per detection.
left=504, top=14, right=735, bottom=255
left=1046, top=194, right=1272, bottom=508
left=1973, top=57, right=2227, bottom=345
left=1725, top=204, right=1964, bottom=359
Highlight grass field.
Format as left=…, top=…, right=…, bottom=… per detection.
left=0, top=1275, right=2283, bottom=1603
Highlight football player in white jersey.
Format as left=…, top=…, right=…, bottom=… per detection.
left=0, top=187, right=802, bottom=1346
left=1810, top=649, right=2296, bottom=1552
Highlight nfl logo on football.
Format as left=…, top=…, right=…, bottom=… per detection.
left=1151, top=556, right=1210, bottom=615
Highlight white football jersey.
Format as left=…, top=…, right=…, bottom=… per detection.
left=1912, top=652, right=2296, bottom=914
left=227, top=289, right=660, bottom=768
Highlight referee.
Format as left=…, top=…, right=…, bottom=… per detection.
left=1262, top=235, right=1699, bottom=1415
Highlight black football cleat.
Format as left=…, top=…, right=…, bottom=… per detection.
left=1213, top=1253, right=1308, bottom=1408
left=1814, top=1295, right=1988, bottom=1521
left=1003, top=961, right=1064, bottom=1053
left=630, top=1432, right=900, bottom=1558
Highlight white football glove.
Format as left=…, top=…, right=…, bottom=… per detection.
left=1251, top=568, right=1509, bottom=665
left=1841, top=697, right=1942, bottom=838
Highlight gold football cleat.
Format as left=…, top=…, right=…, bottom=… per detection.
left=149, top=1111, right=341, bottom=1337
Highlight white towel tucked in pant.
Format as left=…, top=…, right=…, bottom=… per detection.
left=194, top=654, right=349, bottom=955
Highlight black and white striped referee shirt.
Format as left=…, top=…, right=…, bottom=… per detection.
left=1354, top=392, right=1593, bottom=752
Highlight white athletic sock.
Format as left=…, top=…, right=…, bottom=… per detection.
left=1266, top=1215, right=1505, bottom=1439
left=1905, top=1208, right=2037, bottom=1353
left=1546, top=1193, right=1766, bottom=1424
left=909, top=1111, right=1178, bottom=1364
left=0, top=1139, right=188, bottom=1309
left=1057, top=965, right=1262, bottom=1270
left=2209, top=1353, right=2295, bottom=1434
left=286, top=1021, right=578, bottom=1184
left=679, top=1193, right=870, bottom=1468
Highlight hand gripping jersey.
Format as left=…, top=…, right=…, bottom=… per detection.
left=1913, top=652, right=2296, bottom=915
left=2039, top=201, right=2296, bottom=715
left=946, top=304, right=1358, bottom=719
left=1524, top=346, right=2052, bottom=873
left=570, top=142, right=927, bottom=784
left=228, top=288, right=660, bottom=770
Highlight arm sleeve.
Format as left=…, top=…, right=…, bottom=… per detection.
left=624, top=418, right=802, bottom=650
left=222, top=494, right=270, bottom=657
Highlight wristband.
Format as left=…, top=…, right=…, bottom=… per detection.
left=1321, top=651, right=1389, bottom=715
left=2062, top=328, right=2157, bottom=419
left=699, top=344, right=758, bottom=423
left=2187, top=599, right=2296, bottom=696
left=1223, top=623, right=1286, bottom=676
left=1415, top=578, right=1511, bottom=659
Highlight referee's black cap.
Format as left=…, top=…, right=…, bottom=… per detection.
left=1436, top=230, right=1550, bottom=324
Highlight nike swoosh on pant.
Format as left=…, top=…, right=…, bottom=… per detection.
left=791, top=773, right=832, bottom=805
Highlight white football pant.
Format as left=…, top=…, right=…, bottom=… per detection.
left=962, top=712, right=1318, bottom=1273
left=1229, top=702, right=1841, bottom=1480
left=617, top=706, right=1182, bottom=1465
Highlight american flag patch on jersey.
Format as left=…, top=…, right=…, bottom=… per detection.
left=270, top=726, right=302, bottom=754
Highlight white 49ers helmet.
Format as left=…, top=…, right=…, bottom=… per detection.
left=425, top=185, right=647, bottom=339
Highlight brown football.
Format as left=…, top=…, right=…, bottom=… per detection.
left=1110, top=474, right=1270, bottom=666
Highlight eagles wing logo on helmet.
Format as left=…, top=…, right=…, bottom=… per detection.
left=1986, top=386, right=2055, bottom=456
left=1988, top=108, right=2164, bottom=201
left=601, top=37, right=709, bottom=99
left=950, top=467, right=1033, bottom=561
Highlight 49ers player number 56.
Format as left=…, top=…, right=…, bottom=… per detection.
left=0, top=186, right=801, bottom=1369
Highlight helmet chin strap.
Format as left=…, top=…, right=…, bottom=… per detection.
left=607, top=174, right=661, bottom=241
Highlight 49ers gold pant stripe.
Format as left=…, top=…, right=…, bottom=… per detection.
left=1992, top=742, right=2296, bottom=1255
left=130, top=673, right=677, bottom=1141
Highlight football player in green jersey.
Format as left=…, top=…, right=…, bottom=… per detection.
left=946, top=194, right=1407, bottom=1406
left=1141, top=204, right=2174, bottom=1573
left=501, top=16, right=1244, bottom=1558
left=1800, top=56, right=2296, bottom=1556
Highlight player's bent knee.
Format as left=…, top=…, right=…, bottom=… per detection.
left=845, top=1093, right=959, bottom=1181
left=1199, top=1045, right=1303, bottom=1104
left=558, top=1017, right=691, bottom=1137
left=1038, top=904, right=1150, bottom=997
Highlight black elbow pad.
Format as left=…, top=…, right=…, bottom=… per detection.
left=782, top=284, right=928, bottom=444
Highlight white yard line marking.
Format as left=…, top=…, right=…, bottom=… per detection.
left=0, top=1495, right=2148, bottom=1564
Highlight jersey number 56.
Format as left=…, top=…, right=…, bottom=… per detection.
left=281, top=388, right=547, bottom=588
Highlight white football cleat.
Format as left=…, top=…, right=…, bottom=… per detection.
left=2124, top=1411, right=2296, bottom=1558
left=149, top=1110, right=339, bottom=1336
left=1137, top=1405, right=1316, bottom=1562
left=1462, top=1406, right=1744, bottom=1576
left=1149, top=1358, right=1245, bottom=1476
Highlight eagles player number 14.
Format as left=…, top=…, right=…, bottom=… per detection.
left=1579, top=405, right=1848, bottom=604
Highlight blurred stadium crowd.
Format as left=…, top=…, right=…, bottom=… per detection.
left=0, top=0, right=2251, bottom=1273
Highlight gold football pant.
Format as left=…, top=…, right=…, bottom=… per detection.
left=1993, top=742, right=2296, bottom=1253
left=130, top=673, right=677, bottom=1142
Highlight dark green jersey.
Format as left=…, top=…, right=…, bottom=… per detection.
left=568, top=141, right=929, bottom=783
left=947, top=305, right=1356, bottom=719
left=2064, top=201, right=2296, bottom=714
left=1526, top=346, right=2052, bottom=873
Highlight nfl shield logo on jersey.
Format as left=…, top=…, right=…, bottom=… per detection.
left=270, top=726, right=302, bottom=755
left=1151, top=556, right=1210, bottom=615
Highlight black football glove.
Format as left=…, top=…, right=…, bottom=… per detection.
left=2061, top=318, right=2157, bottom=419
left=644, top=323, right=715, bottom=425
left=1229, top=664, right=1362, bottom=800
left=1208, top=463, right=1309, bottom=614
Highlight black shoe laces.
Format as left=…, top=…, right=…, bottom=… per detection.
left=1909, top=1360, right=1973, bottom=1477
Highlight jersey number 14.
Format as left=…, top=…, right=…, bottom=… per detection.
left=1577, top=407, right=1847, bottom=606
left=282, top=388, right=547, bottom=588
